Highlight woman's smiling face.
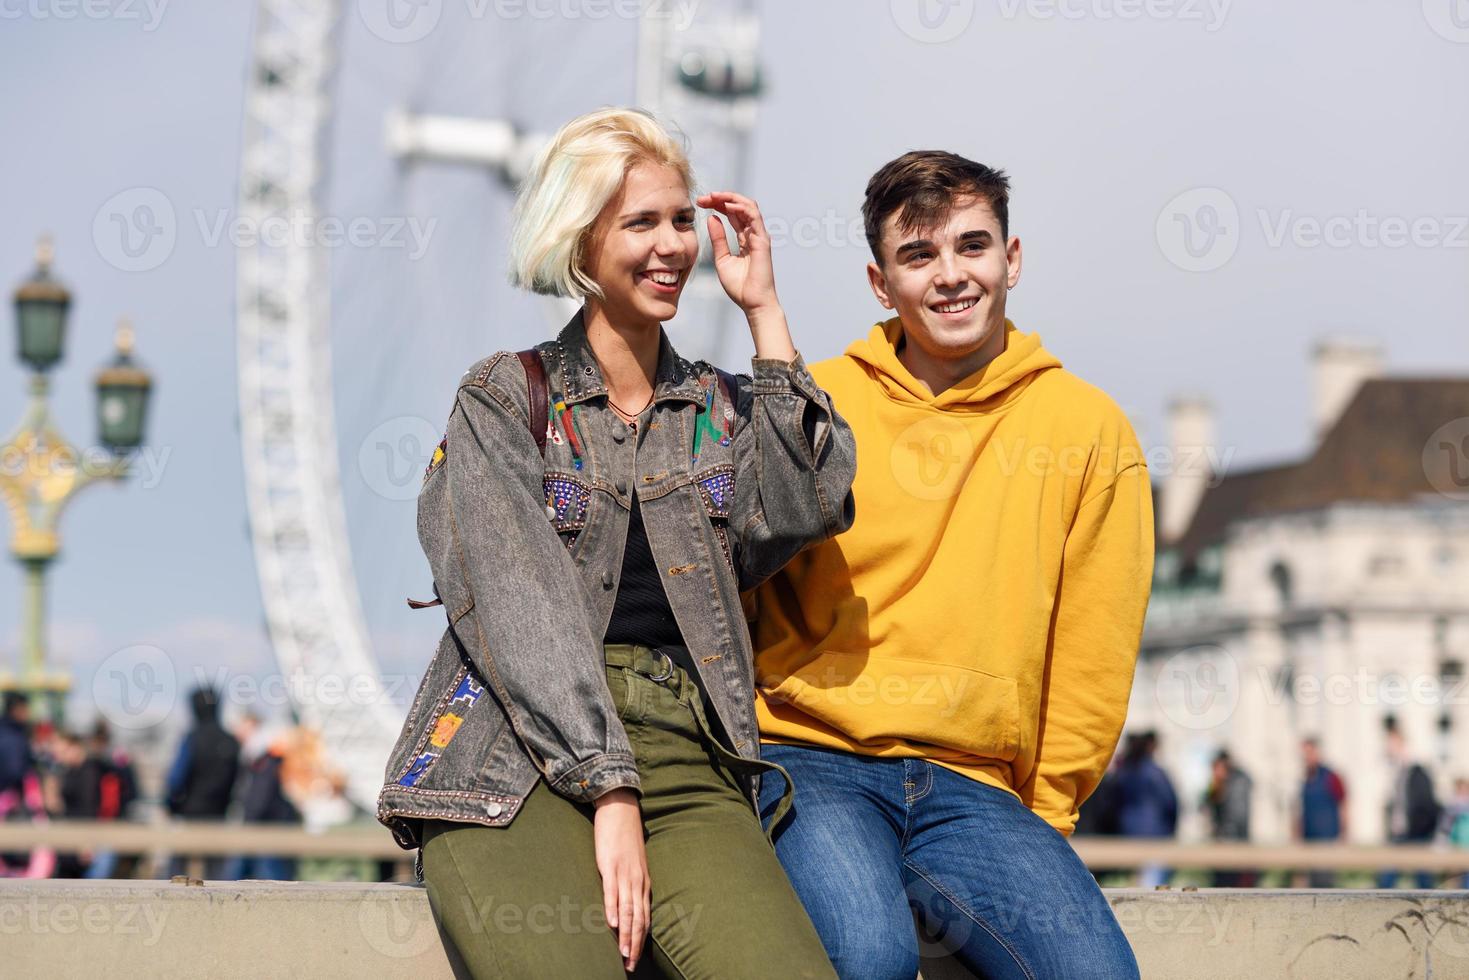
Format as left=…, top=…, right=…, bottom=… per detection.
left=583, top=161, right=700, bottom=329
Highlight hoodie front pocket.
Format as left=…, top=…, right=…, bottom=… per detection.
left=761, top=652, right=1022, bottom=763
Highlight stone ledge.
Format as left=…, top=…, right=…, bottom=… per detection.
left=2, top=880, right=1467, bottom=979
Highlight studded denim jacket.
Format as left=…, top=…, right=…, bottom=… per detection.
left=376, top=310, right=856, bottom=852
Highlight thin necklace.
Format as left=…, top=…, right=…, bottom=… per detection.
left=608, top=391, right=653, bottom=423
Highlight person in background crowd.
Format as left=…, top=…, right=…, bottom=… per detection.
left=1115, top=731, right=1177, bottom=889
left=1075, top=754, right=1122, bottom=838
left=0, top=694, right=53, bottom=878
left=81, top=719, right=138, bottom=879
left=222, top=712, right=301, bottom=881
left=1203, top=749, right=1254, bottom=887
left=0, top=693, right=31, bottom=799
left=53, top=731, right=107, bottom=877
left=1073, top=752, right=1125, bottom=886
left=1296, top=736, right=1347, bottom=888
left=1378, top=722, right=1441, bottom=889
left=1437, top=777, right=1469, bottom=889
left=165, top=686, right=240, bottom=879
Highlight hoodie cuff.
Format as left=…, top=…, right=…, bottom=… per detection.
left=751, top=352, right=820, bottom=400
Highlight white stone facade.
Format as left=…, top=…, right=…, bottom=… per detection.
left=1139, top=498, right=1469, bottom=845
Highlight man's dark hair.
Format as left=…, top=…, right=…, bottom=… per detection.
left=862, top=150, right=1011, bottom=265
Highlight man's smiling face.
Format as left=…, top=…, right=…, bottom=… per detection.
left=866, top=194, right=1022, bottom=368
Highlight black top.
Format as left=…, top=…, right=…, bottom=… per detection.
left=604, top=493, right=730, bottom=751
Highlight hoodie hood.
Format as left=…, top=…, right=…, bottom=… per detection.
left=844, top=316, right=1061, bottom=411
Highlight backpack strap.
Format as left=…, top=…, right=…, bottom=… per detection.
left=713, top=367, right=737, bottom=421
left=517, top=349, right=549, bottom=458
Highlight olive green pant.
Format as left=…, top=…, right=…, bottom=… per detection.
left=420, top=644, right=836, bottom=979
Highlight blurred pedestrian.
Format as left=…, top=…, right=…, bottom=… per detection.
left=1203, top=749, right=1254, bottom=886
left=82, top=720, right=138, bottom=878
left=164, top=686, right=239, bottom=879
left=221, top=712, right=300, bottom=880
left=1436, top=777, right=1469, bottom=888
left=0, top=693, right=31, bottom=797
left=52, top=731, right=103, bottom=877
left=1115, top=731, right=1177, bottom=888
left=1296, top=736, right=1347, bottom=887
left=0, top=694, right=53, bottom=878
left=1377, top=723, right=1440, bottom=889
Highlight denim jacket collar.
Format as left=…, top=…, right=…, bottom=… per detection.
left=553, top=307, right=707, bottom=408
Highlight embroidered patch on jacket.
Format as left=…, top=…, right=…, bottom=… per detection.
left=429, top=713, right=463, bottom=748
left=694, top=466, right=734, bottom=519
left=694, top=465, right=736, bottom=574
left=544, top=474, right=591, bottom=527
left=423, top=434, right=447, bottom=483
left=396, top=669, right=484, bottom=787
left=450, top=673, right=484, bottom=708
left=398, top=752, right=435, bottom=788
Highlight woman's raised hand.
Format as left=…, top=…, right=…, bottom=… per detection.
left=592, top=788, right=650, bottom=971
left=698, top=191, right=780, bottom=316
left=698, top=191, right=796, bottom=361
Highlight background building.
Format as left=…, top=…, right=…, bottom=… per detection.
left=1140, top=338, right=1469, bottom=843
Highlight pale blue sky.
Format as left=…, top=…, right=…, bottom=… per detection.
left=2, top=1, right=1466, bottom=728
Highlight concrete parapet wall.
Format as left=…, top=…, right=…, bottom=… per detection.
left=3, top=880, right=1468, bottom=979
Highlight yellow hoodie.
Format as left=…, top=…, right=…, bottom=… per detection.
left=751, top=317, right=1154, bottom=837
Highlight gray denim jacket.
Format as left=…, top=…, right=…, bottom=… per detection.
left=376, top=310, right=856, bottom=851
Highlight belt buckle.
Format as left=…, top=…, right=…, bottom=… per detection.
left=647, top=650, right=674, bottom=683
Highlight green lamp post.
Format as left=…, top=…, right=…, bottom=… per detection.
left=0, top=237, right=154, bottom=724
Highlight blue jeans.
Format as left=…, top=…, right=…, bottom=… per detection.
left=757, top=743, right=1139, bottom=980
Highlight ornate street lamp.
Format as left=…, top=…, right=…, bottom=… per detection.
left=96, top=318, right=152, bottom=452
left=13, top=237, right=69, bottom=373
left=0, top=237, right=154, bottom=723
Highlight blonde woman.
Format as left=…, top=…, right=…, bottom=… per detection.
left=376, top=107, right=854, bottom=978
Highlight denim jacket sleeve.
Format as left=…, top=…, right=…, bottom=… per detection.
left=729, top=352, right=857, bottom=591
left=424, top=355, right=640, bottom=803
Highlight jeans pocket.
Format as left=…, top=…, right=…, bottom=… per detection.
left=604, top=665, right=643, bottom=725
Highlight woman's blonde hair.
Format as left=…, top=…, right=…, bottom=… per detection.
left=508, top=107, right=696, bottom=300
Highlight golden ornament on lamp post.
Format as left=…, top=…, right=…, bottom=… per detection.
left=0, top=236, right=153, bottom=724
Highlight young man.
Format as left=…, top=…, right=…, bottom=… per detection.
left=751, top=151, right=1153, bottom=980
